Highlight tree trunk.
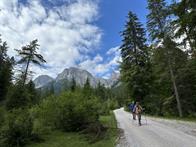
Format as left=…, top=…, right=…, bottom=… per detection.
left=164, top=36, right=183, bottom=117
left=23, top=58, right=30, bottom=86
left=169, top=64, right=183, bottom=117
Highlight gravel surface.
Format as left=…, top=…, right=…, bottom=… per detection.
left=114, top=108, right=196, bottom=147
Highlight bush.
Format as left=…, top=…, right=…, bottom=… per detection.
left=98, top=102, right=110, bottom=115
left=0, top=109, right=34, bottom=147
left=31, top=92, right=101, bottom=132
left=108, top=99, right=119, bottom=110
left=6, top=84, right=31, bottom=110
left=81, top=121, right=107, bottom=143
left=29, top=118, right=51, bottom=143
left=0, top=107, right=5, bottom=126
left=58, top=93, right=100, bottom=131
left=30, top=95, right=59, bottom=131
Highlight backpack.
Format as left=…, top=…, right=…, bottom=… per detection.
left=136, top=105, right=142, bottom=114
left=129, top=103, right=135, bottom=112
left=132, top=105, right=136, bottom=113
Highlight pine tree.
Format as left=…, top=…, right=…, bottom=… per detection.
left=120, top=11, right=150, bottom=102
left=172, top=0, right=196, bottom=56
left=27, top=80, right=39, bottom=104
left=83, top=78, right=92, bottom=97
left=147, top=0, right=169, bottom=41
left=0, top=38, right=14, bottom=101
left=170, top=0, right=196, bottom=115
left=49, top=84, right=55, bottom=95
left=16, top=39, right=46, bottom=86
left=70, top=77, right=76, bottom=92
left=6, top=82, right=30, bottom=110
left=95, top=82, right=106, bottom=101
left=147, top=0, right=184, bottom=117
left=177, top=58, right=196, bottom=115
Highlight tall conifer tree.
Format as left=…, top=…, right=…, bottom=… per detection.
left=120, top=11, right=150, bottom=102
left=147, top=0, right=184, bottom=117
left=0, top=38, right=14, bottom=101
left=16, top=39, right=46, bottom=85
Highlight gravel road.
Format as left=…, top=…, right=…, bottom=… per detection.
left=114, top=108, right=196, bottom=147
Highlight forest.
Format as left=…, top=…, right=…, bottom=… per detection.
left=0, top=0, right=196, bottom=146
left=120, top=0, right=196, bottom=118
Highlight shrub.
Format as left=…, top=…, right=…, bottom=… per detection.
left=32, top=92, right=101, bottom=132
left=108, top=99, right=119, bottom=110
left=82, top=121, right=107, bottom=143
left=98, top=102, right=110, bottom=115
left=6, top=84, right=31, bottom=110
left=0, top=109, right=34, bottom=147
left=0, top=107, right=5, bottom=126
left=31, top=118, right=51, bottom=140
left=30, top=95, right=60, bottom=130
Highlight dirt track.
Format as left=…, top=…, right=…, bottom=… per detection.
left=114, top=108, right=196, bottom=147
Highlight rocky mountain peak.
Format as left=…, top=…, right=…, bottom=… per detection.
left=33, top=67, right=120, bottom=90
left=33, top=75, right=54, bottom=88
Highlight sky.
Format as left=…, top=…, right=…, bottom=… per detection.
left=0, top=0, right=149, bottom=79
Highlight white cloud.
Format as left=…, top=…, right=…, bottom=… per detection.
left=107, top=46, right=119, bottom=55
left=79, top=46, right=121, bottom=79
left=0, top=0, right=102, bottom=78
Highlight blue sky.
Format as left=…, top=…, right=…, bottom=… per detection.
left=97, top=0, right=148, bottom=66
left=98, top=0, right=148, bottom=51
left=0, top=0, right=169, bottom=79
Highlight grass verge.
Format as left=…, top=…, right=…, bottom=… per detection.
left=27, top=112, right=118, bottom=147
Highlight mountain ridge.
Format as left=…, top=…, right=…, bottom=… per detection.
left=33, top=67, right=120, bottom=91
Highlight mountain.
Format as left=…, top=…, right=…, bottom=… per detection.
left=33, top=75, right=54, bottom=88
left=56, top=67, right=98, bottom=87
left=33, top=67, right=120, bottom=92
left=108, top=72, right=120, bottom=87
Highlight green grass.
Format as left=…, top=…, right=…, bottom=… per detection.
left=27, top=113, right=118, bottom=147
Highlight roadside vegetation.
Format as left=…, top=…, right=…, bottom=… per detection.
left=0, top=38, right=119, bottom=147
left=27, top=114, right=117, bottom=147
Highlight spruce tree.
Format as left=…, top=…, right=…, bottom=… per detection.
left=120, top=11, right=150, bottom=102
left=71, top=77, right=76, bottom=92
left=27, top=80, right=39, bottom=104
left=172, top=0, right=196, bottom=56
left=83, top=78, right=92, bottom=97
left=6, top=82, right=30, bottom=110
left=0, top=38, right=14, bottom=101
left=95, top=82, right=106, bottom=101
left=147, top=0, right=169, bottom=41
